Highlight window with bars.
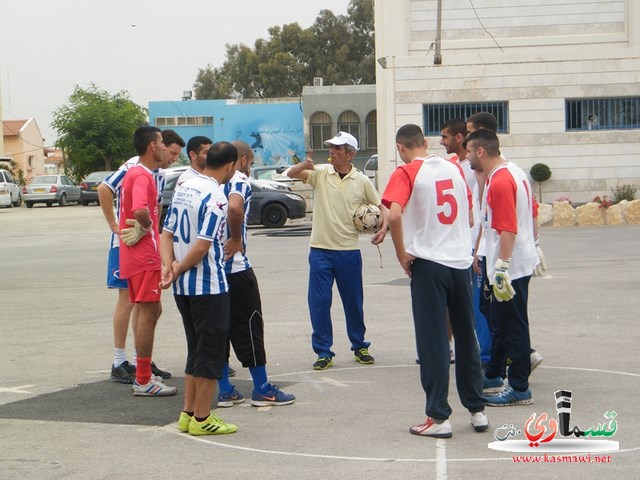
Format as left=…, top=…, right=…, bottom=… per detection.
left=310, top=112, right=333, bottom=150
left=423, top=102, right=509, bottom=135
left=365, top=110, right=377, bottom=150
left=337, top=111, right=361, bottom=146
left=154, top=116, right=213, bottom=127
left=566, top=97, right=640, bottom=131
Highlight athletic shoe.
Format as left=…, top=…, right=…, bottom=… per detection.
left=530, top=350, right=543, bottom=371
left=251, top=384, right=295, bottom=407
left=354, top=348, right=375, bottom=364
left=151, top=362, right=172, bottom=379
left=471, top=411, right=489, bottom=432
left=188, top=413, right=237, bottom=436
left=228, top=366, right=236, bottom=377
left=132, top=377, right=177, bottom=397
left=483, top=376, right=505, bottom=394
left=178, top=411, right=192, bottom=432
left=486, top=386, right=533, bottom=407
left=218, top=388, right=246, bottom=408
left=313, top=357, right=333, bottom=370
left=409, top=417, right=452, bottom=438
left=110, top=361, right=136, bottom=384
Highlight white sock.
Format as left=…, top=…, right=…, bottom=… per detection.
left=113, top=349, right=128, bottom=367
left=132, top=349, right=137, bottom=367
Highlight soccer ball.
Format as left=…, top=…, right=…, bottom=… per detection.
left=353, top=204, right=382, bottom=233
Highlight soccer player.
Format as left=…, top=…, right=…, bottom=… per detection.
left=98, top=129, right=184, bottom=384
left=287, top=132, right=388, bottom=370
left=464, top=129, right=538, bottom=406
left=118, top=126, right=176, bottom=396
left=160, top=141, right=238, bottom=435
left=214, top=140, right=295, bottom=407
left=382, top=124, right=488, bottom=438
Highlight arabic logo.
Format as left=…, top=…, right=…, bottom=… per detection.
left=488, top=389, right=619, bottom=453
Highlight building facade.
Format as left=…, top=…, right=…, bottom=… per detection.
left=2, top=118, right=46, bottom=183
left=302, top=84, right=377, bottom=172
left=375, top=0, right=640, bottom=202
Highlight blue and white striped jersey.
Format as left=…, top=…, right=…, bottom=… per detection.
left=223, top=170, right=252, bottom=274
left=101, top=156, right=165, bottom=249
left=163, top=174, right=229, bottom=296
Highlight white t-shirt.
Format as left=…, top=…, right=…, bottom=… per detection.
left=163, top=174, right=229, bottom=296
left=382, top=155, right=473, bottom=269
left=223, top=170, right=252, bottom=274
left=481, top=162, right=539, bottom=282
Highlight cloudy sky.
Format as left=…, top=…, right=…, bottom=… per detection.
left=0, top=0, right=350, bottom=145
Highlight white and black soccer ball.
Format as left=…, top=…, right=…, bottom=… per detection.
left=353, top=203, right=382, bottom=233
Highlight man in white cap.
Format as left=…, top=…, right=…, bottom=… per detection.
left=287, top=132, right=388, bottom=370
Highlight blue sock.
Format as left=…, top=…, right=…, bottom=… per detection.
left=217, top=363, right=233, bottom=394
left=249, top=365, right=269, bottom=393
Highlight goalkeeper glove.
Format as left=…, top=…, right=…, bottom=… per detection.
left=492, top=258, right=515, bottom=302
left=533, top=238, right=547, bottom=277
left=120, top=219, right=152, bottom=246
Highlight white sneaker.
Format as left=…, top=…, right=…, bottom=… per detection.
left=132, top=377, right=177, bottom=397
left=530, top=350, right=543, bottom=371
left=471, top=411, right=489, bottom=432
left=410, top=417, right=452, bottom=438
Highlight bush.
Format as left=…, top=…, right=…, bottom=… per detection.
left=610, top=184, right=637, bottom=203
left=530, top=163, right=552, bottom=183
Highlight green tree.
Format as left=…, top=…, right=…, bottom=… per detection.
left=52, top=84, right=147, bottom=180
left=193, top=0, right=374, bottom=99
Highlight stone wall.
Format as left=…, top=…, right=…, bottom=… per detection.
left=539, top=200, right=640, bottom=226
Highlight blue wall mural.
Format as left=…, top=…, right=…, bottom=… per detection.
left=148, top=100, right=305, bottom=166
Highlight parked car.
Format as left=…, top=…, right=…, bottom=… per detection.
left=79, top=171, right=115, bottom=206
left=160, top=167, right=306, bottom=228
left=364, top=154, right=378, bottom=188
left=0, top=169, right=22, bottom=208
left=22, top=174, right=81, bottom=208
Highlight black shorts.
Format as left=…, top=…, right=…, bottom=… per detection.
left=227, top=268, right=267, bottom=367
left=174, top=293, right=230, bottom=379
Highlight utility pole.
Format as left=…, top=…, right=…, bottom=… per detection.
left=434, top=0, right=443, bottom=65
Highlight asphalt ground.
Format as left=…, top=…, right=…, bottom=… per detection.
left=1, top=203, right=639, bottom=479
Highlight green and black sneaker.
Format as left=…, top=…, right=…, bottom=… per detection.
left=354, top=348, right=375, bottom=365
left=313, top=357, right=333, bottom=370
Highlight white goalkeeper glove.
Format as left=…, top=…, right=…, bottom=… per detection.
left=533, top=238, right=547, bottom=277
left=120, top=218, right=153, bottom=246
left=492, top=258, right=516, bottom=302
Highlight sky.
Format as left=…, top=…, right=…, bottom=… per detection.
left=0, top=0, right=350, bottom=146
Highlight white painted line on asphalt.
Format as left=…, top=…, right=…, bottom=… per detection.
left=0, top=385, right=35, bottom=394
left=436, top=439, right=448, bottom=479
left=319, top=377, right=350, bottom=387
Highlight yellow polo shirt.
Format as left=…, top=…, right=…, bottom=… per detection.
left=306, top=164, right=380, bottom=250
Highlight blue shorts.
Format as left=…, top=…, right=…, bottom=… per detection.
left=107, top=247, right=128, bottom=289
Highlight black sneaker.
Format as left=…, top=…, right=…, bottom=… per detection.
left=151, top=362, right=172, bottom=379
left=110, top=361, right=136, bottom=384
left=228, top=366, right=236, bottom=377
left=354, top=348, right=375, bottom=364
left=313, top=357, right=333, bottom=370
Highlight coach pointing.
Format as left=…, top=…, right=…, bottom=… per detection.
left=287, top=132, right=388, bottom=370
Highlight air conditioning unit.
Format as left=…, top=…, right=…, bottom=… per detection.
left=313, top=77, right=323, bottom=87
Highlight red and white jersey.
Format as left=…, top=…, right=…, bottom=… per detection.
left=481, top=162, right=539, bottom=282
left=382, top=155, right=473, bottom=269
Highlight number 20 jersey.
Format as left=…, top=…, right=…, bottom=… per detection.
left=163, top=174, right=229, bottom=296
left=382, top=155, right=473, bottom=269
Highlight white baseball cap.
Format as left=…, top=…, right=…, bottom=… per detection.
left=324, top=131, right=359, bottom=151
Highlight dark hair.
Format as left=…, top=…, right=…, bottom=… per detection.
left=467, top=112, right=498, bottom=133
left=161, top=129, right=186, bottom=148
left=232, top=140, right=253, bottom=160
left=206, top=141, right=238, bottom=168
left=440, top=118, right=467, bottom=137
left=187, top=136, right=213, bottom=156
left=396, top=124, right=425, bottom=149
left=463, top=129, right=500, bottom=156
left=133, top=126, right=161, bottom=155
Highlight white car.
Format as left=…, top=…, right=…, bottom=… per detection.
left=0, top=169, right=23, bottom=208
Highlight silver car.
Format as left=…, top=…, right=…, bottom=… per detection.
left=0, top=168, right=22, bottom=208
left=23, top=174, right=81, bottom=208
